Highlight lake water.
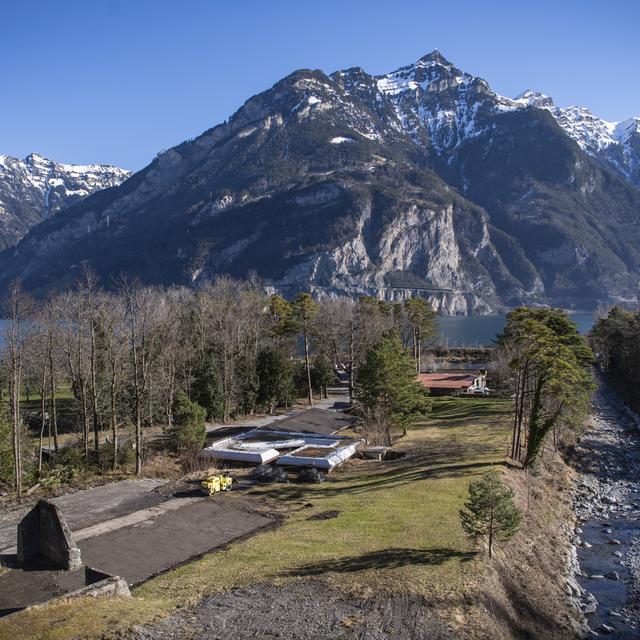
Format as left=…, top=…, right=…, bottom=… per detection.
left=0, top=313, right=596, bottom=350
left=436, top=313, right=596, bottom=347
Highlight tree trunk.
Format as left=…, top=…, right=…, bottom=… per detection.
left=48, top=330, right=59, bottom=452
left=110, top=366, right=118, bottom=470
left=348, top=328, right=355, bottom=405
left=38, top=370, right=47, bottom=475
left=79, top=377, right=89, bottom=460
left=135, top=397, right=142, bottom=475
left=10, top=359, right=22, bottom=497
left=303, top=322, right=313, bottom=406
left=90, top=320, right=100, bottom=457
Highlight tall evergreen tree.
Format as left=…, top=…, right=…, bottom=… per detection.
left=356, top=330, right=432, bottom=433
left=590, top=308, right=640, bottom=409
left=497, top=308, right=593, bottom=467
left=170, top=391, right=206, bottom=457
left=256, top=347, right=294, bottom=413
left=311, top=353, right=335, bottom=399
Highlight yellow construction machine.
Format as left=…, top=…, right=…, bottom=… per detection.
left=201, top=474, right=233, bottom=495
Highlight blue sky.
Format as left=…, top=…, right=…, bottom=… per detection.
left=1, top=0, right=638, bottom=170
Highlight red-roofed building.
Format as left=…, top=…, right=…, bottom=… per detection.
left=417, top=371, right=488, bottom=396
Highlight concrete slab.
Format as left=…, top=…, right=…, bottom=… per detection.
left=266, top=408, right=354, bottom=435
left=205, top=387, right=350, bottom=436
left=3, top=497, right=204, bottom=555
left=0, top=479, right=167, bottom=553
left=78, top=499, right=273, bottom=585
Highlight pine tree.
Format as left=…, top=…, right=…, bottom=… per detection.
left=311, top=353, right=334, bottom=398
left=170, top=391, right=206, bottom=456
left=497, top=308, right=594, bottom=467
left=256, top=347, right=294, bottom=413
left=356, top=329, right=432, bottom=432
left=459, top=471, right=521, bottom=558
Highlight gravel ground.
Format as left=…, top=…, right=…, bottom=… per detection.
left=570, top=379, right=640, bottom=637
left=132, top=580, right=452, bottom=640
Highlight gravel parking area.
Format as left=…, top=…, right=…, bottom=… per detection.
left=132, top=580, right=451, bottom=640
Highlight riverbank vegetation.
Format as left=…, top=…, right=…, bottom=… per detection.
left=0, top=273, right=437, bottom=497
left=496, top=308, right=594, bottom=467
left=589, top=307, right=640, bottom=411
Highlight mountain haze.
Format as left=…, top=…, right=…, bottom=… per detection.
left=1, top=51, right=639, bottom=313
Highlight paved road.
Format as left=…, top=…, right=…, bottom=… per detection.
left=79, top=498, right=273, bottom=585
left=0, top=496, right=273, bottom=613
left=0, top=479, right=167, bottom=553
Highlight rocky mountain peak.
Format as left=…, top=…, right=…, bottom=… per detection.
left=514, top=90, right=555, bottom=108
left=417, top=49, right=453, bottom=67
left=614, top=117, right=640, bottom=143
left=2, top=51, right=640, bottom=311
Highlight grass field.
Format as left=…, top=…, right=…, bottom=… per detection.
left=0, top=396, right=512, bottom=640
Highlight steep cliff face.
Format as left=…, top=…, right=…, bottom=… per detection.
left=0, top=153, right=130, bottom=249
left=1, top=52, right=639, bottom=312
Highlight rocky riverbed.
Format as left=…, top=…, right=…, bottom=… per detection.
left=570, top=380, right=640, bottom=637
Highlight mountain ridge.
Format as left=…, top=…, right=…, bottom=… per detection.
left=0, top=51, right=639, bottom=313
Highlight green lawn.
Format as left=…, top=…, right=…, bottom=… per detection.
left=1, top=396, right=512, bottom=639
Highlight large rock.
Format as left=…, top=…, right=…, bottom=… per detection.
left=17, top=499, right=82, bottom=570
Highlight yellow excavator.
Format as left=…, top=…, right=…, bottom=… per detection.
left=201, top=474, right=233, bottom=495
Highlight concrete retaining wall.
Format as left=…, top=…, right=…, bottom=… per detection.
left=66, top=575, right=131, bottom=600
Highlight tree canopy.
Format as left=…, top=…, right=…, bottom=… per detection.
left=590, top=307, right=640, bottom=410
left=497, top=308, right=593, bottom=467
left=170, top=391, right=206, bottom=457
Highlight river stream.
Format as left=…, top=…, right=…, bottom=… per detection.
left=572, top=380, right=640, bottom=637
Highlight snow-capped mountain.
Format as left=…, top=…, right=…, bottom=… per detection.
left=0, top=153, right=130, bottom=249
left=513, top=91, right=640, bottom=186
left=337, top=52, right=640, bottom=186
left=1, top=51, right=639, bottom=313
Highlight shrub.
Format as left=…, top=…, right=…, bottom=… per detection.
left=170, top=391, right=207, bottom=457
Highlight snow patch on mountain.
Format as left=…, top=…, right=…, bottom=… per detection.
left=330, top=136, right=354, bottom=144
left=349, top=49, right=638, bottom=183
